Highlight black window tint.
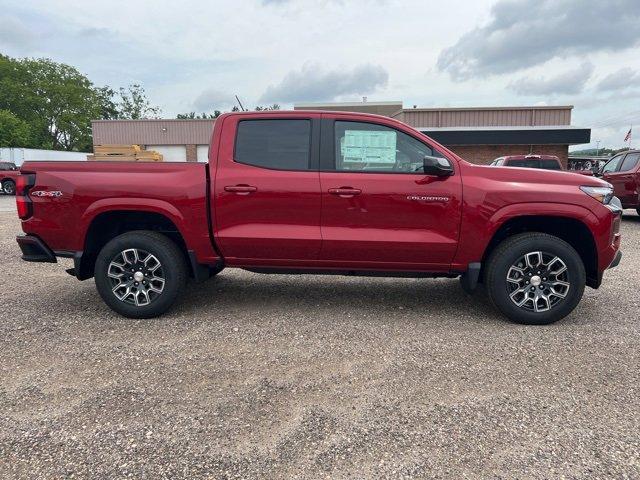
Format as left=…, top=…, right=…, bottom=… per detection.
left=0, top=162, right=16, bottom=170
left=508, top=159, right=540, bottom=168
left=334, top=121, right=435, bottom=173
left=619, top=153, right=640, bottom=172
left=235, top=119, right=311, bottom=170
left=540, top=159, right=562, bottom=170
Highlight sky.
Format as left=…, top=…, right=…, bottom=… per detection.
left=1, top=0, right=640, bottom=150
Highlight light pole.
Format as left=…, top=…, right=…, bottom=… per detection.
left=595, top=140, right=600, bottom=157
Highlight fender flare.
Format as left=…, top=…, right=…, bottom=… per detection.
left=80, top=198, right=189, bottom=242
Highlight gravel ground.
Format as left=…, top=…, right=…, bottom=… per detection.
left=0, top=194, right=638, bottom=479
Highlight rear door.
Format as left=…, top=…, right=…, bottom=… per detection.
left=213, top=114, right=322, bottom=263
left=318, top=116, right=462, bottom=270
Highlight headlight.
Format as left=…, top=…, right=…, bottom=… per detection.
left=580, top=185, right=614, bottom=204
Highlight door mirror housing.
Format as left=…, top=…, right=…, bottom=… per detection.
left=423, top=156, right=454, bottom=177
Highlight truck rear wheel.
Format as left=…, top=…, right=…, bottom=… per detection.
left=2, top=179, right=16, bottom=195
left=484, top=233, right=585, bottom=325
left=94, top=231, right=187, bottom=318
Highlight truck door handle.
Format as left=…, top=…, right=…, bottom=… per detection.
left=328, top=187, right=362, bottom=197
left=224, top=184, right=257, bottom=194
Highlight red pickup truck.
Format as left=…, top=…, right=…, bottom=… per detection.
left=1, top=162, right=19, bottom=195
left=490, top=154, right=593, bottom=175
left=598, top=149, right=640, bottom=215
left=15, top=111, right=622, bottom=325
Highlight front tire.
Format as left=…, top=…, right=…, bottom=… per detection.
left=485, top=233, right=586, bottom=325
left=94, top=231, right=187, bottom=318
left=2, top=179, right=16, bottom=195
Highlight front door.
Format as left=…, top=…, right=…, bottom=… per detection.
left=318, top=117, right=462, bottom=270
left=606, top=152, right=640, bottom=207
left=213, top=115, right=322, bottom=263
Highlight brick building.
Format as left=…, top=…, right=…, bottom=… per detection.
left=294, top=102, right=590, bottom=166
left=91, top=102, right=590, bottom=166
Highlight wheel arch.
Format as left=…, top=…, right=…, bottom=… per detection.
left=482, top=214, right=599, bottom=288
left=77, top=208, right=192, bottom=280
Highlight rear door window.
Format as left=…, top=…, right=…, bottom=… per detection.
left=235, top=119, right=312, bottom=170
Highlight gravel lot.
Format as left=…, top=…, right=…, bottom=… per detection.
left=0, top=193, right=638, bottom=479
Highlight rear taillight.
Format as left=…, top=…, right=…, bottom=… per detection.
left=16, top=174, right=35, bottom=220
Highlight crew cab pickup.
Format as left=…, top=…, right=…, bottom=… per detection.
left=597, top=149, right=640, bottom=215
left=0, top=162, right=19, bottom=195
left=15, top=111, right=623, bottom=325
left=490, top=154, right=593, bottom=175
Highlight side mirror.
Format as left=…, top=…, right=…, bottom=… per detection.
left=423, top=155, right=454, bottom=177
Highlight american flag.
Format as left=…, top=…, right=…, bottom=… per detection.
left=624, top=128, right=632, bottom=142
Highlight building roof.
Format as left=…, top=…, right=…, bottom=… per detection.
left=91, top=102, right=586, bottom=146
left=294, top=101, right=403, bottom=117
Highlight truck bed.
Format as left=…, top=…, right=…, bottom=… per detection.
left=19, top=161, right=218, bottom=264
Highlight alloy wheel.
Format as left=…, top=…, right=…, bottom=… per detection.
left=107, top=248, right=165, bottom=306
left=506, top=251, right=570, bottom=313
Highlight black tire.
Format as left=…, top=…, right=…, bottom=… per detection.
left=2, top=179, right=16, bottom=195
left=484, top=233, right=586, bottom=325
left=94, top=231, right=187, bottom=318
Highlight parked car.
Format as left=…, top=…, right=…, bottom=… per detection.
left=0, top=162, right=19, bottom=194
left=15, top=111, right=622, bottom=325
left=597, top=150, right=640, bottom=215
left=490, top=154, right=593, bottom=175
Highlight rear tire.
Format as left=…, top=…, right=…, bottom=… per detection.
left=485, top=233, right=585, bottom=325
left=2, top=179, right=15, bottom=195
left=94, top=231, right=187, bottom=318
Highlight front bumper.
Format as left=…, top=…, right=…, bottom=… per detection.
left=16, top=235, right=57, bottom=263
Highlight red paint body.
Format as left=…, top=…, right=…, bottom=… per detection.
left=0, top=163, right=19, bottom=188
left=600, top=150, right=640, bottom=210
left=17, top=111, right=621, bottom=284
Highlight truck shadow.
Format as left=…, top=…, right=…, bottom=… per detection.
left=176, top=272, right=502, bottom=325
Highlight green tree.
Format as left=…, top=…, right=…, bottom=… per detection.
left=176, top=111, right=221, bottom=119
left=0, top=109, right=32, bottom=147
left=254, top=104, right=280, bottom=111
left=0, top=55, right=107, bottom=151
left=117, top=84, right=161, bottom=119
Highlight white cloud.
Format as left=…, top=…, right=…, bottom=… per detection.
left=508, top=62, right=594, bottom=96
left=260, top=64, right=388, bottom=103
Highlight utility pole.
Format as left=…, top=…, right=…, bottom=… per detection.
left=595, top=140, right=600, bottom=156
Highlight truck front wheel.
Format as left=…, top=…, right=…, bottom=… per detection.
left=484, top=233, right=586, bottom=325
left=94, top=231, right=187, bottom=318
